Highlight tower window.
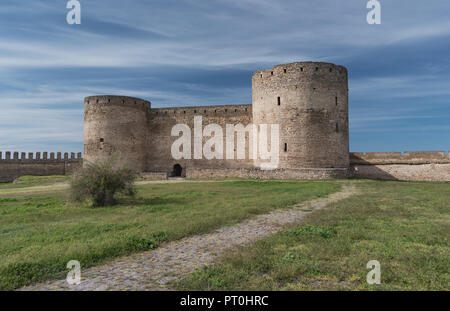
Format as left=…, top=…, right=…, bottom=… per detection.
left=283, top=68, right=287, bottom=73
left=271, top=71, right=273, bottom=75
left=315, top=67, right=319, bottom=71
left=100, top=138, right=104, bottom=142
left=336, top=123, right=339, bottom=133
left=335, top=97, right=338, bottom=105
left=284, top=143, right=287, bottom=152
left=277, top=96, right=281, bottom=106
left=300, top=67, right=303, bottom=72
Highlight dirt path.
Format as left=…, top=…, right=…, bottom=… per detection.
left=20, top=184, right=357, bottom=291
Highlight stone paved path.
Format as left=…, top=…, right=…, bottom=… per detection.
left=20, top=184, right=357, bottom=291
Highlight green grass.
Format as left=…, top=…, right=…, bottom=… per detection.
left=0, top=175, right=69, bottom=189
left=0, top=177, right=339, bottom=290
left=176, top=180, right=450, bottom=291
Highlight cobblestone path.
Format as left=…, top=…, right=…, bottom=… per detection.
left=21, top=184, right=357, bottom=291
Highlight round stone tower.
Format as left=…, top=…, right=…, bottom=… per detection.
left=252, top=62, right=349, bottom=170
left=83, top=95, right=150, bottom=171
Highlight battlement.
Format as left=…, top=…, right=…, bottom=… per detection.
left=350, top=151, right=450, bottom=165
left=0, top=151, right=83, bottom=183
left=0, top=151, right=82, bottom=162
left=252, top=62, right=348, bottom=85
left=149, top=104, right=252, bottom=117
left=84, top=95, right=151, bottom=112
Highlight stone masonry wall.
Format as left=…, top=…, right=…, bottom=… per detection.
left=147, top=104, right=253, bottom=176
left=0, top=152, right=82, bottom=183
left=350, top=151, right=450, bottom=181
left=84, top=96, right=150, bottom=172
left=186, top=167, right=349, bottom=179
left=252, top=62, right=349, bottom=169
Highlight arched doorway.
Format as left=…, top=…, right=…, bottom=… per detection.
left=172, top=164, right=182, bottom=177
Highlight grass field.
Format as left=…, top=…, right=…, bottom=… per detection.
left=0, top=177, right=339, bottom=290
left=176, top=180, right=450, bottom=290
left=0, top=175, right=69, bottom=189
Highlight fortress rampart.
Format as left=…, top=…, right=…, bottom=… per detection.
left=1, top=61, right=449, bottom=183
left=82, top=61, right=351, bottom=179
left=0, top=152, right=82, bottom=182
left=350, top=151, right=450, bottom=165
left=350, top=151, right=450, bottom=181
left=147, top=104, right=254, bottom=174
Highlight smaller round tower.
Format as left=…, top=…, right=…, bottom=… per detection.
left=83, top=95, right=150, bottom=171
left=252, top=62, right=349, bottom=171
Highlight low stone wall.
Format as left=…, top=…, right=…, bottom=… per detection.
left=186, top=167, right=349, bottom=180
left=350, top=151, right=450, bottom=181
left=350, top=163, right=450, bottom=182
left=0, top=152, right=82, bottom=183
left=350, top=151, right=450, bottom=165
left=140, top=172, right=168, bottom=180
left=2, top=149, right=449, bottom=183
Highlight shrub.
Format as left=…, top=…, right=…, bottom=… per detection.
left=70, top=159, right=137, bottom=207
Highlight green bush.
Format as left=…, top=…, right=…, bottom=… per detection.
left=69, top=159, right=137, bottom=207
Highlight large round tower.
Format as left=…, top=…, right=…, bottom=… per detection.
left=83, top=95, right=150, bottom=171
left=252, top=62, right=349, bottom=170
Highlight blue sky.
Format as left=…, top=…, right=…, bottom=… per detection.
left=0, top=0, right=449, bottom=153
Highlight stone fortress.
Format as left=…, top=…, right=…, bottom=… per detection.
left=1, top=62, right=449, bottom=182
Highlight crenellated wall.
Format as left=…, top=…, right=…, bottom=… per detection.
left=0, top=152, right=82, bottom=183
left=350, top=151, right=450, bottom=181
left=147, top=104, right=253, bottom=176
